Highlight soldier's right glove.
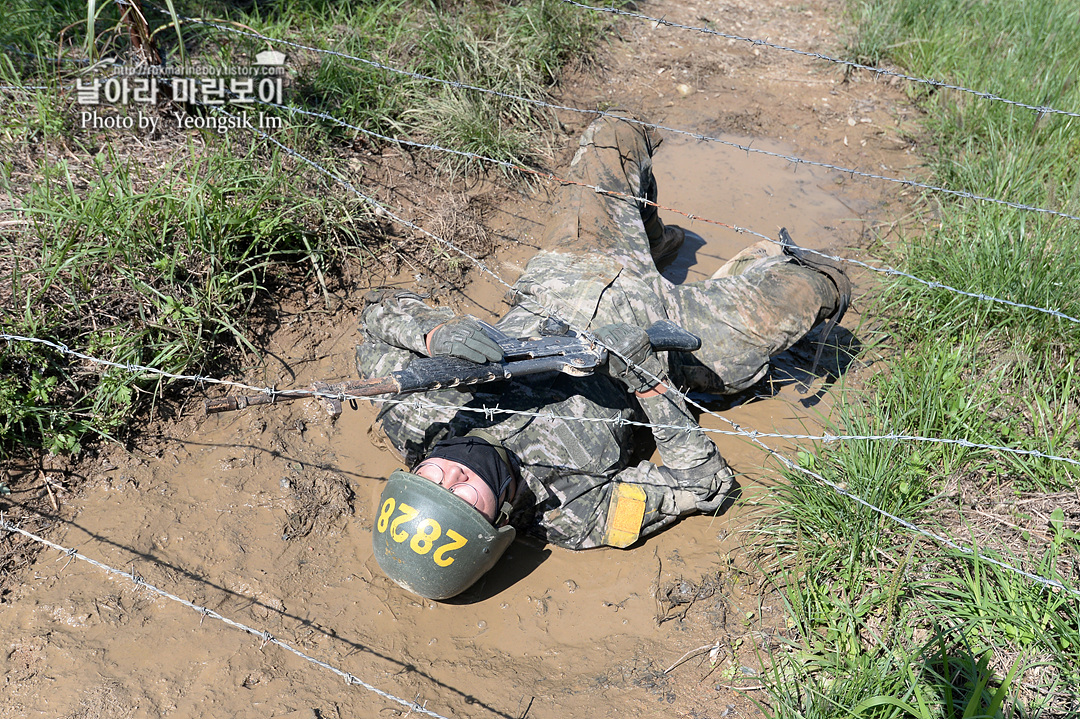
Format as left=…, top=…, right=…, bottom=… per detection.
left=665, top=466, right=735, bottom=517
left=427, top=316, right=504, bottom=364
left=593, top=323, right=666, bottom=393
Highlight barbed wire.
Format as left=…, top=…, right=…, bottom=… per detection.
left=7, top=92, right=1079, bottom=601
left=0, top=332, right=255, bottom=390
left=559, top=0, right=1080, bottom=119
left=0, top=516, right=453, bottom=719
left=214, top=108, right=518, bottom=303
left=3, top=330, right=1078, bottom=470
left=162, top=12, right=1080, bottom=224
left=4, top=88, right=1076, bottom=611
left=212, top=107, right=776, bottom=475
left=3, top=61, right=1075, bottom=326
left=5, top=327, right=1079, bottom=603
left=755, top=443, right=1080, bottom=598
left=0, top=43, right=90, bottom=66
left=260, top=98, right=1080, bottom=326
left=3, top=15, right=1075, bottom=713
left=9, top=9, right=1079, bottom=226
left=5, top=7, right=1077, bottom=636
left=388, top=400, right=1080, bottom=471
left=224, top=112, right=1080, bottom=601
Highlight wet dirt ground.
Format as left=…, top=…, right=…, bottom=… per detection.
left=2, top=0, right=923, bottom=717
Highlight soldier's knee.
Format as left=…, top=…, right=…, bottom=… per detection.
left=583, top=113, right=657, bottom=154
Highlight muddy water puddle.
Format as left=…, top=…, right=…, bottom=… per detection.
left=654, top=131, right=862, bottom=284
left=3, top=96, right=884, bottom=719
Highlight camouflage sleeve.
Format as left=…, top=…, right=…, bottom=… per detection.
left=538, top=391, right=730, bottom=549
left=539, top=456, right=726, bottom=549
left=360, top=291, right=455, bottom=356
left=636, top=390, right=718, bottom=471
left=537, top=461, right=677, bottom=549
left=635, top=390, right=733, bottom=515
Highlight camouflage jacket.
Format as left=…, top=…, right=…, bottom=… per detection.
left=357, top=251, right=730, bottom=550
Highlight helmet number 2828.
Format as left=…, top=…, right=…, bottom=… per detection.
left=377, top=498, right=469, bottom=567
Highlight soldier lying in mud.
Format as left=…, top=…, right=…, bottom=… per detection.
left=357, top=113, right=850, bottom=599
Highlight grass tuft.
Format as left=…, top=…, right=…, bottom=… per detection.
left=1, top=141, right=377, bottom=456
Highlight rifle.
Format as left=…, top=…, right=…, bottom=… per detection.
left=204, top=319, right=701, bottom=417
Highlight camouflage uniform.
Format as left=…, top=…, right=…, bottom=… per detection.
left=356, top=114, right=839, bottom=550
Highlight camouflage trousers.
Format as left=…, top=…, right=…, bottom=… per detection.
left=540, top=113, right=838, bottom=394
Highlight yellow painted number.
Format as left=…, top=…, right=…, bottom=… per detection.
left=378, top=502, right=469, bottom=566
left=376, top=498, right=396, bottom=533
left=409, top=519, right=441, bottom=555
left=432, top=530, right=468, bottom=567
left=390, top=503, right=418, bottom=542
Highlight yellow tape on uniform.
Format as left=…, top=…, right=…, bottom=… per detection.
left=603, top=482, right=646, bottom=548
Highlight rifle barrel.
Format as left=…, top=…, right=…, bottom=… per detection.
left=204, top=375, right=402, bottom=415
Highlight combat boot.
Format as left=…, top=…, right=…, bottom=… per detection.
left=710, top=239, right=784, bottom=279
left=777, top=227, right=851, bottom=326
left=643, top=213, right=685, bottom=269
left=776, top=227, right=852, bottom=389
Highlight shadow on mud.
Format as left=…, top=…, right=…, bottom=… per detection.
left=658, top=229, right=710, bottom=284
left=443, top=540, right=553, bottom=605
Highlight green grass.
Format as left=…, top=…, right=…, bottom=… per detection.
left=2, top=143, right=375, bottom=454
left=234, top=0, right=606, bottom=169
left=846, top=0, right=1080, bottom=353
left=0, top=0, right=608, bottom=458
left=754, top=0, right=1080, bottom=714
left=755, top=347, right=1080, bottom=713
left=0, top=0, right=86, bottom=66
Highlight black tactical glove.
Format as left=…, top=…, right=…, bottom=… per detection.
left=427, top=316, right=504, bottom=364
left=592, top=323, right=666, bottom=393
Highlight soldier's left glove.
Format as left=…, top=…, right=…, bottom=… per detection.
left=427, top=316, right=504, bottom=364
left=593, top=323, right=666, bottom=394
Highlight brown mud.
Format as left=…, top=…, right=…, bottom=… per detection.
left=2, top=0, right=924, bottom=717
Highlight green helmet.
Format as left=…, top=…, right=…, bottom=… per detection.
left=373, top=470, right=516, bottom=600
